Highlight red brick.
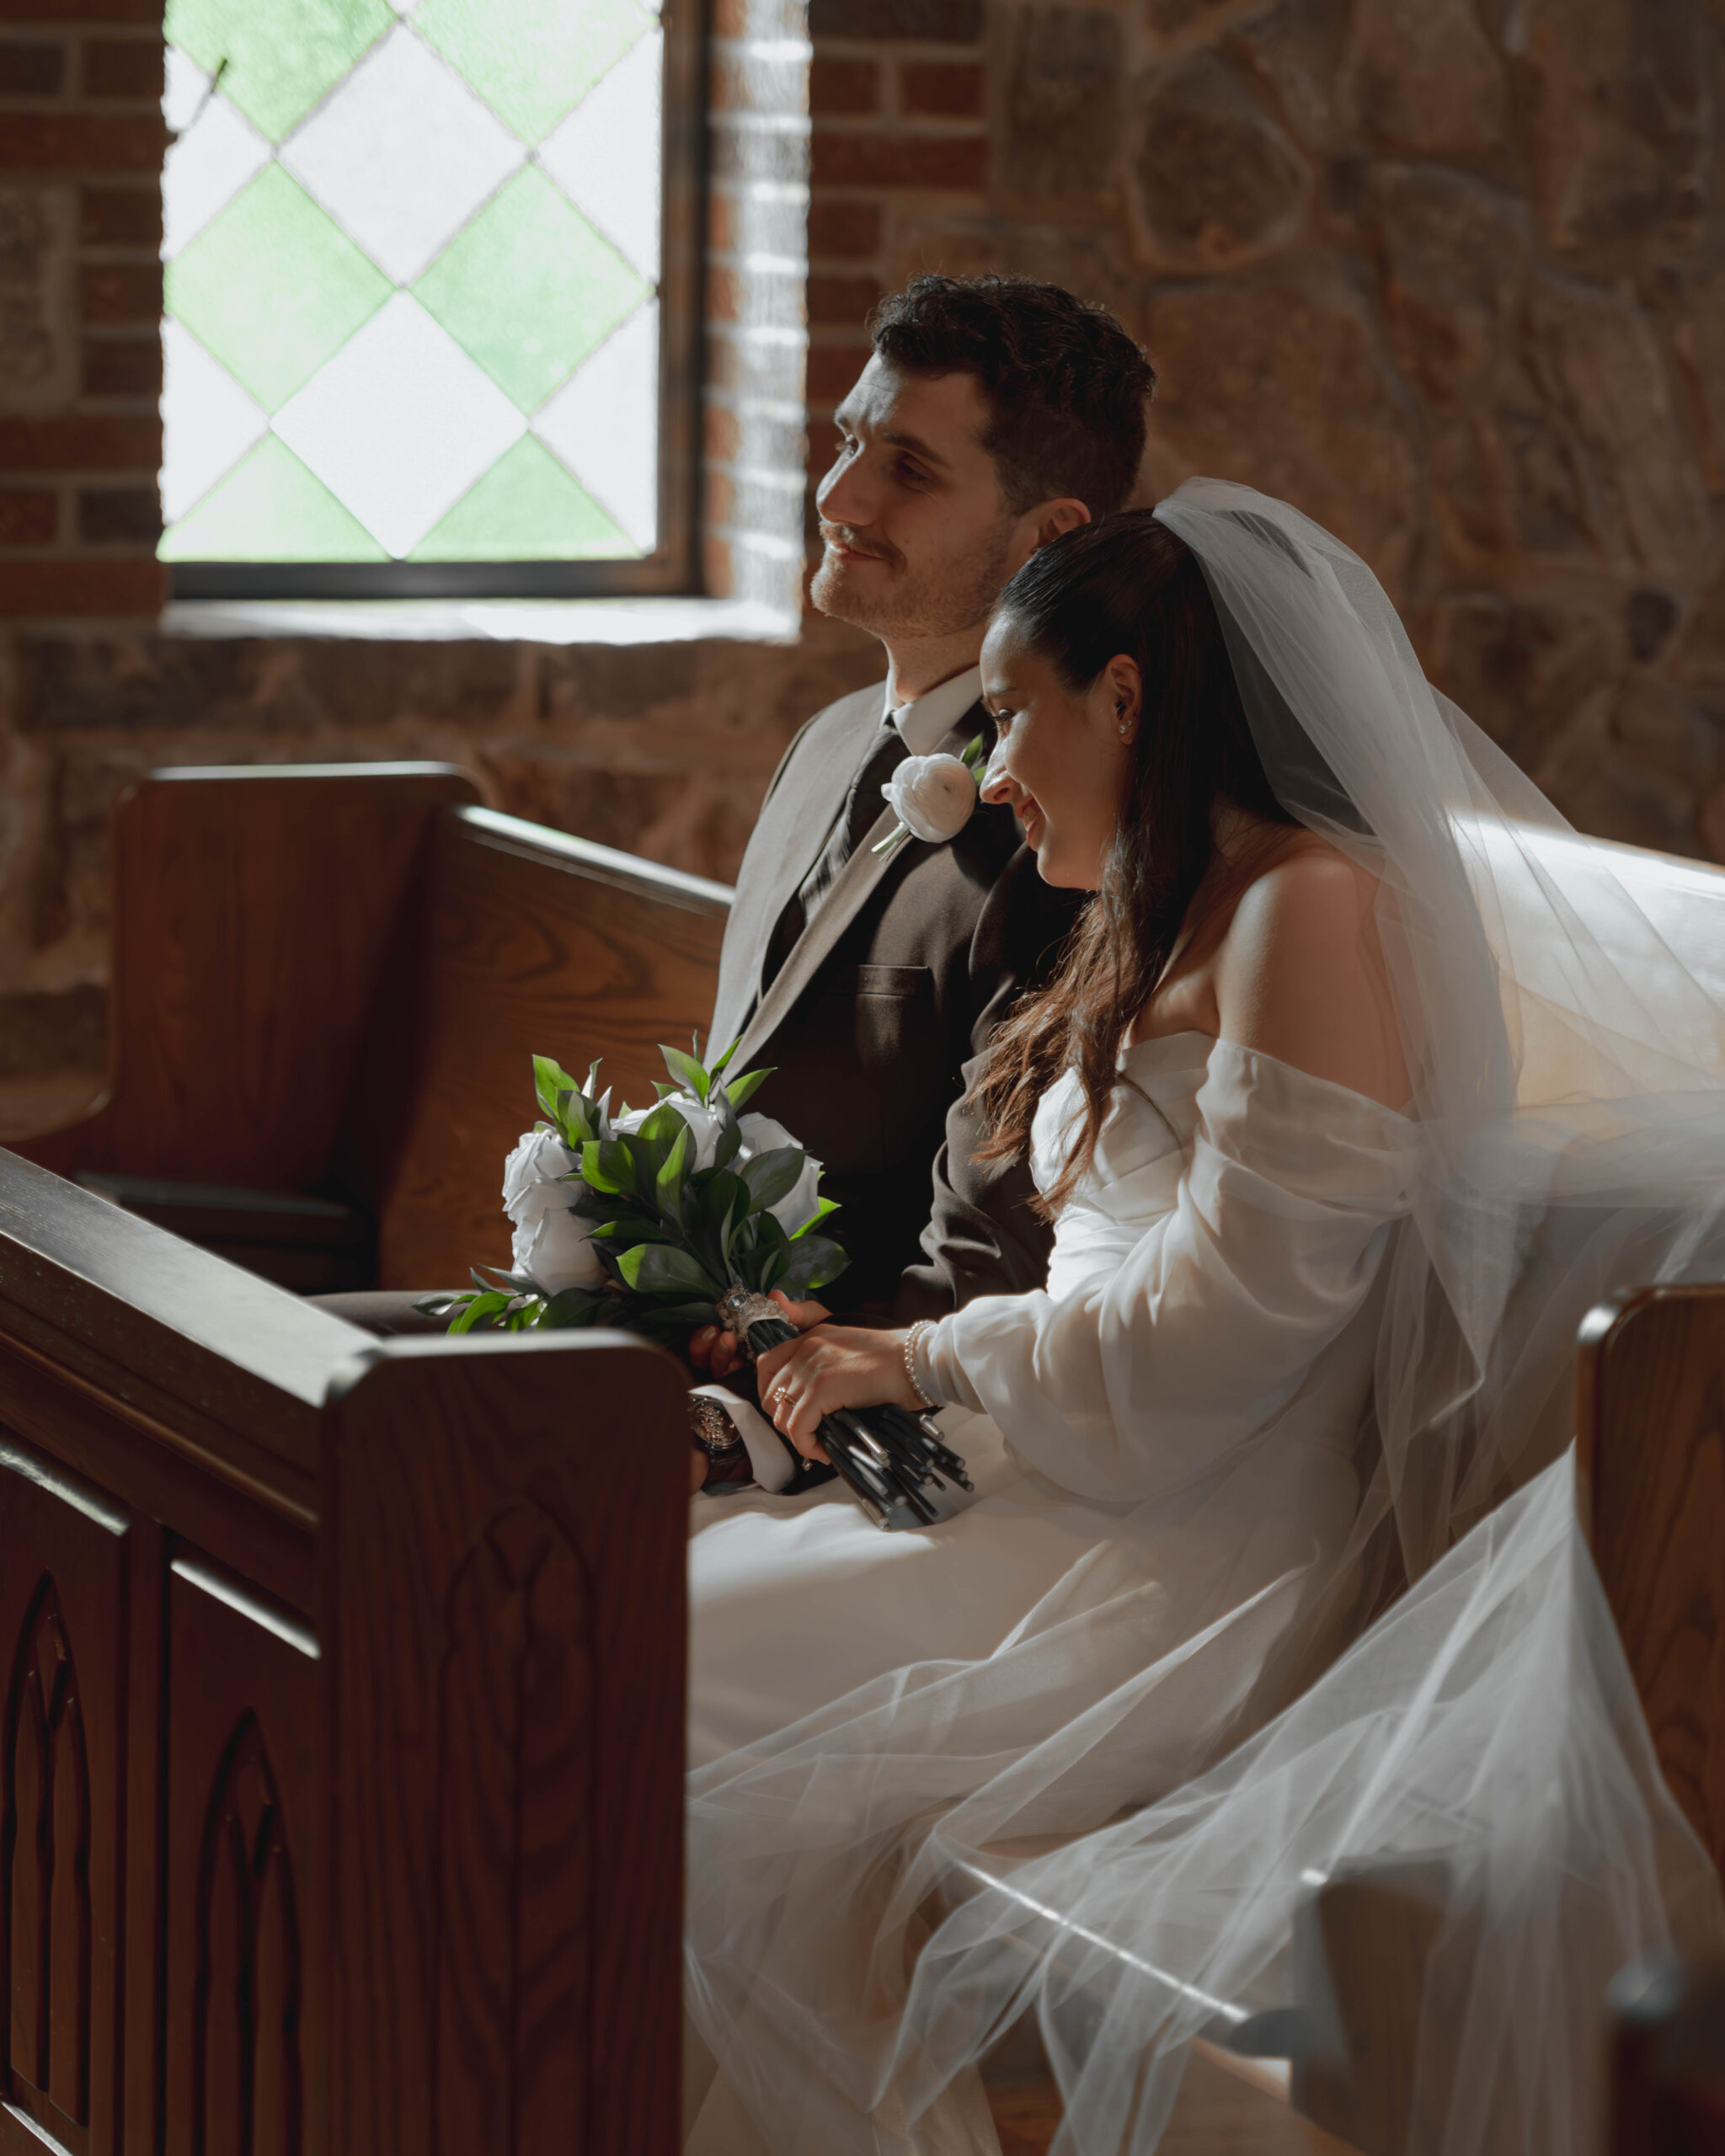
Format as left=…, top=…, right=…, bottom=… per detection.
left=80, top=259, right=160, bottom=323
left=707, top=187, right=737, bottom=254
left=703, top=402, right=741, bottom=463
left=808, top=198, right=882, bottom=259
left=702, top=532, right=734, bottom=599
left=810, top=56, right=879, bottom=115
left=808, top=270, right=880, bottom=326
left=0, top=110, right=165, bottom=172
left=76, top=482, right=158, bottom=542
left=0, top=36, right=64, bottom=92
left=82, top=332, right=158, bottom=395
left=806, top=342, right=872, bottom=401
left=0, top=556, right=165, bottom=616
left=705, top=468, right=735, bottom=527
left=706, top=262, right=740, bottom=324
left=0, top=487, right=56, bottom=543
left=811, top=132, right=987, bottom=191
left=0, top=0, right=160, bottom=19
left=0, top=413, right=158, bottom=469
left=900, top=61, right=984, bottom=117
left=79, top=181, right=158, bottom=247
left=82, top=35, right=162, bottom=99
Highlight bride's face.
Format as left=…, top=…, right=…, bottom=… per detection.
left=980, top=613, right=1140, bottom=889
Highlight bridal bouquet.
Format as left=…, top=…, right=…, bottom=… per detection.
left=421, top=1042, right=971, bottom=1529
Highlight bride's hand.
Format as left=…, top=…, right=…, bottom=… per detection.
left=755, top=1305, right=923, bottom=1458
left=688, top=1292, right=830, bottom=1380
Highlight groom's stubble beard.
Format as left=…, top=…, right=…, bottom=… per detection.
left=811, top=515, right=1018, bottom=643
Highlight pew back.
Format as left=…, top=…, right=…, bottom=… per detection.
left=15, top=766, right=731, bottom=1292
left=0, top=1149, right=686, bottom=2156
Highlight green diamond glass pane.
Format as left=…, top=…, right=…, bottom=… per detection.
left=165, top=0, right=393, bottom=143
left=415, top=0, right=654, bottom=141
left=160, top=434, right=388, bottom=560
left=410, top=435, right=633, bottom=558
left=414, top=168, right=644, bottom=412
left=166, top=165, right=392, bottom=412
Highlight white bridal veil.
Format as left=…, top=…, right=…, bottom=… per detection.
left=683, top=482, right=1725, bottom=2154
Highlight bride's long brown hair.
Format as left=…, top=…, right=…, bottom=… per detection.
left=972, top=509, right=1299, bottom=1212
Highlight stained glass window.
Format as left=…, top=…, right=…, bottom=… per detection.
left=159, top=0, right=674, bottom=593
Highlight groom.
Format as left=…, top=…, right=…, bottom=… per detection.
left=703, top=274, right=1155, bottom=1326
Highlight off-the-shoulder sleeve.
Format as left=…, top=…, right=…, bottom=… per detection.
left=921, top=1042, right=1421, bottom=1503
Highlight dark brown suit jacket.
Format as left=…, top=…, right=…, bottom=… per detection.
left=711, top=680, right=1086, bottom=1319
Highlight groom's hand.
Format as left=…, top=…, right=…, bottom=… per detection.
left=688, top=1293, right=830, bottom=1382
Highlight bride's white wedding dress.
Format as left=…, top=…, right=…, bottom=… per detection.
left=689, top=1033, right=1414, bottom=1774
left=682, top=481, right=1725, bottom=2156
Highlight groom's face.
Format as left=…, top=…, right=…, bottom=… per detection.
left=811, top=357, right=1023, bottom=640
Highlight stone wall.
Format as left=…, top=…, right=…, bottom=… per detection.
left=0, top=0, right=1721, bottom=1107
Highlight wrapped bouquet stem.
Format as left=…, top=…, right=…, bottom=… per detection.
left=420, top=1040, right=972, bottom=1532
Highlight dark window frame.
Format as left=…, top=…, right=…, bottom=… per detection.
left=168, top=0, right=708, bottom=604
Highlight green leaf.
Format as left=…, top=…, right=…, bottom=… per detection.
left=780, top=1235, right=848, bottom=1295
left=539, top=1284, right=607, bottom=1327
left=789, top=1194, right=841, bottom=1240
left=723, top=1066, right=773, bottom=1111
left=533, top=1053, right=581, bottom=1118
left=660, top=1042, right=709, bottom=1103
left=655, top=1121, right=693, bottom=1207
left=413, top=1291, right=467, bottom=1318
left=616, top=1243, right=717, bottom=1297
left=451, top=1289, right=513, bottom=1334
left=708, top=1037, right=738, bottom=1079
left=740, top=1145, right=805, bottom=1214
left=579, top=1137, right=633, bottom=1194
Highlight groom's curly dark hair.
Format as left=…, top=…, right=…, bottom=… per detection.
left=868, top=275, right=1155, bottom=518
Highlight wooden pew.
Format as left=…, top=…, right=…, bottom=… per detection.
left=13, top=763, right=731, bottom=1293
left=0, top=1147, right=686, bottom=2156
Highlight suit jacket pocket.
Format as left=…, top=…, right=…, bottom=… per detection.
left=856, top=963, right=935, bottom=1001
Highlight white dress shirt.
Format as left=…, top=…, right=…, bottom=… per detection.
left=888, top=664, right=983, bottom=756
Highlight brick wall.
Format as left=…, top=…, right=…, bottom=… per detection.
left=0, top=0, right=165, bottom=623
left=0, top=0, right=1721, bottom=1120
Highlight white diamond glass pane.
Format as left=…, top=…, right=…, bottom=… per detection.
left=160, top=318, right=269, bottom=521
left=534, top=297, right=658, bottom=550
left=538, top=29, right=660, bottom=281
left=273, top=292, right=526, bottom=556
left=280, top=24, right=524, bottom=285
left=159, top=0, right=666, bottom=568
left=162, top=91, right=272, bottom=259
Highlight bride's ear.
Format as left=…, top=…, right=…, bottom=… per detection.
left=1101, top=655, right=1143, bottom=744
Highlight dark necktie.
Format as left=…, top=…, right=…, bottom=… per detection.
left=762, top=719, right=908, bottom=986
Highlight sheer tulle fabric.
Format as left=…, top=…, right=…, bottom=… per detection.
left=683, top=481, right=1725, bottom=2153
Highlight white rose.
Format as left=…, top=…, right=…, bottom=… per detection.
left=737, top=1111, right=824, bottom=1235
left=881, top=752, right=978, bottom=845
left=511, top=1202, right=605, bottom=1294
left=615, top=1093, right=724, bottom=1170
left=502, top=1127, right=577, bottom=1224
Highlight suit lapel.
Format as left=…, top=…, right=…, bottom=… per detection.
left=729, top=702, right=989, bottom=1071
left=709, top=682, right=884, bottom=1051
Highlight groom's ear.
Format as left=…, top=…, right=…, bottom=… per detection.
left=1007, top=497, right=1090, bottom=577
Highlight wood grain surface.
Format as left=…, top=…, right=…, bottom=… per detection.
left=338, top=806, right=728, bottom=1289
left=324, top=1331, right=688, bottom=2156
left=16, top=763, right=477, bottom=1190
left=1577, top=1285, right=1725, bottom=1878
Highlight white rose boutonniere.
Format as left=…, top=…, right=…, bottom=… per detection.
left=873, top=731, right=988, bottom=861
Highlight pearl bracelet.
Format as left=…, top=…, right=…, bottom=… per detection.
left=903, top=1321, right=937, bottom=1412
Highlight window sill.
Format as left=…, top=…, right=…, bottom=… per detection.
left=158, top=593, right=801, bottom=646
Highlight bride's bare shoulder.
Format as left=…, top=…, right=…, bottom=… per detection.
left=1215, top=835, right=1409, bottom=1108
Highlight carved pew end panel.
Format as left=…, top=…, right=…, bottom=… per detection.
left=323, top=1332, right=689, bottom=2156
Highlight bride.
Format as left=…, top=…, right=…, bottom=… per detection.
left=682, top=481, right=1725, bottom=2156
